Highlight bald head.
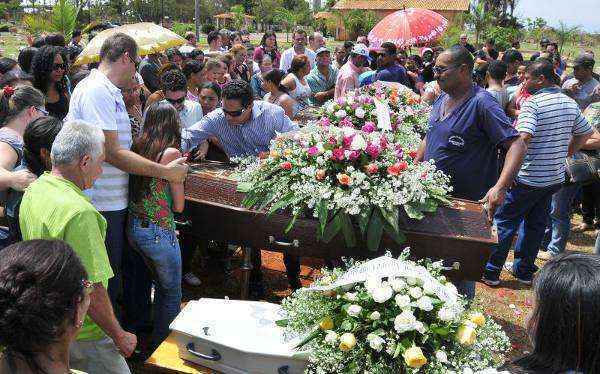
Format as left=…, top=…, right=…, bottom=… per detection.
left=435, top=46, right=474, bottom=95
left=442, top=45, right=474, bottom=71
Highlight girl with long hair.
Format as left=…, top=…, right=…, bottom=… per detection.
left=281, top=54, right=312, bottom=113
left=262, top=68, right=296, bottom=119
left=31, top=45, right=70, bottom=120
left=253, top=31, right=280, bottom=68
left=127, top=101, right=185, bottom=351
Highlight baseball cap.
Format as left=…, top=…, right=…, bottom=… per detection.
left=540, top=37, right=550, bottom=45
left=574, top=53, right=595, bottom=69
left=351, top=43, right=372, bottom=61
left=315, top=47, right=330, bottom=56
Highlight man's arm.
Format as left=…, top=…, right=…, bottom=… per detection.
left=568, top=107, right=594, bottom=156
left=581, top=130, right=600, bottom=150
left=415, top=138, right=426, bottom=162
left=480, top=134, right=528, bottom=221
left=568, top=133, right=593, bottom=156
left=104, top=131, right=187, bottom=183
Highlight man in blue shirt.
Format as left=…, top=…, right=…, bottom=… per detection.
left=362, top=42, right=410, bottom=87
left=416, top=46, right=527, bottom=299
left=184, top=80, right=300, bottom=298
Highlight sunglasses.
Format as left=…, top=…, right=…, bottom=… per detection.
left=433, top=64, right=460, bottom=75
left=53, top=63, right=67, bottom=71
left=166, top=96, right=186, bottom=105
left=222, top=106, right=248, bottom=117
left=35, top=106, right=49, bottom=115
left=126, top=53, right=140, bottom=69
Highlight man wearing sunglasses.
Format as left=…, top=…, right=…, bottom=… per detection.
left=160, top=69, right=203, bottom=129
left=182, top=80, right=300, bottom=297
left=415, top=45, right=527, bottom=299
left=365, top=42, right=410, bottom=87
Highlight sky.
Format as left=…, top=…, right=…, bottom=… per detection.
left=515, top=0, right=600, bottom=32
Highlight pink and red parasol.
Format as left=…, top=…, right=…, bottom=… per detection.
left=367, top=8, right=448, bottom=49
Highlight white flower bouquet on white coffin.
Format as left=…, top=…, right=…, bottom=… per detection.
left=278, top=252, right=511, bottom=373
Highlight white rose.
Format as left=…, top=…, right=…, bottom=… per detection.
left=324, top=330, right=338, bottom=344
left=344, top=292, right=358, bottom=301
left=395, top=294, right=411, bottom=308
left=406, top=277, right=418, bottom=286
left=372, top=285, right=394, bottom=303
left=367, top=334, right=385, bottom=352
left=354, top=107, right=366, bottom=119
left=435, top=350, right=448, bottom=363
left=437, top=306, right=457, bottom=322
left=414, top=321, right=426, bottom=334
left=369, top=311, right=381, bottom=320
left=335, top=109, right=347, bottom=119
left=346, top=96, right=355, bottom=106
left=342, top=125, right=356, bottom=137
left=394, top=310, right=417, bottom=333
left=365, top=276, right=381, bottom=292
left=347, top=304, right=362, bottom=317
left=417, top=296, right=434, bottom=312
left=326, top=102, right=336, bottom=113
left=389, top=277, right=406, bottom=292
left=409, top=287, right=423, bottom=299
left=422, top=281, right=437, bottom=295
left=445, top=282, right=458, bottom=296
left=350, top=134, right=367, bottom=150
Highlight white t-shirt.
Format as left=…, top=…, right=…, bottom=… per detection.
left=178, top=99, right=204, bottom=129
left=65, top=69, right=132, bottom=212
left=279, top=47, right=316, bottom=73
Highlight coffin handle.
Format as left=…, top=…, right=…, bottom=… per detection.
left=175, top=220, right=192, bottom=228
left=268, top=236, right=300, bottom=248
left=186, top=342, right=222, bottom=361
left=440, top=261, right=460, bottom=271
left=278, top=366, right=290, bottom=374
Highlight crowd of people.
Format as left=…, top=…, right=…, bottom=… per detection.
left=0, top=22, right=599, bottom=373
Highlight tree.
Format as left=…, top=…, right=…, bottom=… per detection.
left=252, top=0, right=282, bottom=31
left=342, top=9, right=377, bottom=40
left=51, top=0, right=79, bottom=39
left=554, top=21, right=581, bottom=54
left=230, top=4, right=245, bottom=30
left=465, top=1, right=492, bottom=44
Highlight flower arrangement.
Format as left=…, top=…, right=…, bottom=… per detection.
left=235, top=121, right=452, bottom=251
left=278, top=252, right=511, bottom=373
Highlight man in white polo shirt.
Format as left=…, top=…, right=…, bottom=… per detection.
left=279, top=28, right=316, bottom=73
left=483, top=59, right=592, bottom=286
left=66, top=33, right=188, bottom=329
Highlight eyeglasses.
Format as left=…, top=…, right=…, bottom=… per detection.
left=35, top=106, right=49, bottom=115
left=433, top=64, right=460, bottom=75
left=126, top=52, right=140, bottom=69
left=53, top=63, right=67, bottom=71
left=166, top=96, right=186, bottom=105
left=222, top=105, right=248, bottom=117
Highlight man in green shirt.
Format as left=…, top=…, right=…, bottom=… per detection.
left=20, top=121, right=136, bottom=374
left=306, top=47, right=338, bottom=105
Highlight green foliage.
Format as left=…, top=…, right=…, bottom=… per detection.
left=230, top=4, right=245, bottom=30
left=342, top=10, right=378, bottom=40
left=50, top=0, right=80, bottom=39
left=484, top=26, right=522, bottom=51
left=441, top=15, right=465, bottom=49
left=23, top=13, right=52, bottom=36
left=0, top=23, right=9, bottom=32
left=465, top=1, right=492, bottom=44
left=172, top=22, right=194, bottom=37
left=553, top=21, right=581, bottom=54
left=252, top=0, right=283, bottom=28
left=201, top=23, right=215, bottom=34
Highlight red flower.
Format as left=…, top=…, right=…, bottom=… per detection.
left=387, top=161, right=408, bottom=176
left=398, top=161, right=408, bottom=171
left=365, top=163, right=378, bottom=175
left=409, top=150, right=418, bottom=159
left=280, top=161, right=292, bottom=170
left=331, top=148, right=345, bottom=161
left=156, top=209, right=169, bottom=219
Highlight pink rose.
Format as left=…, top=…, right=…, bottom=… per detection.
left=343, top=135, right=354, bottom=148
left=348, top=150, right=361, bottom=161
left=340, top=117, right=353, bottom=127
left=380, top=136, right=388, bottom=149
left=321, top=117, right=331, bottom=126
left=308, top=146, right=319, bottom=156
left=336, top=97, right=346, bottom=106
left=332, top=148, right=345, bottom=161
left=365, top=143, right=381, bottom=159
left=361, top=122, right=376, bottom=133
left=328, top=136, right=338, bottom=146
left=365, top=163, right=378, bottom=175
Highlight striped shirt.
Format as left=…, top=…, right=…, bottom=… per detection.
left=516, top=87, right=592, bottom=187
left=66, top=69, right=132, bottom=212
left=181, top=100, right=298, bottom=157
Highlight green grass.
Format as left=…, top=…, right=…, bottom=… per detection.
left=520, top=41, right=600, bottom=73
left=0, top=32, right=26, bottom=59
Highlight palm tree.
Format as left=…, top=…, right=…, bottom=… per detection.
left=555, top=21, right=581, bottom=54
left=466, top=1, right=491, bottom=44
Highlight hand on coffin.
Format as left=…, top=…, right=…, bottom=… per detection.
left=187, top=141, right=210, bottom=162
left=114, top=330, right=138, bottom=358
left=165, top=157, right=189, bottom=183
left=480, top=185, right=507, bottom=222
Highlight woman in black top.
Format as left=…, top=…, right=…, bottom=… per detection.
left=31, top=45, right=70, bottom=120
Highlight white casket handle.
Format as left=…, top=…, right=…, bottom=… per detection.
left=186, top=342, right=222, bottom=362
left=268, top=236, right=300, bottom=248
left=440, top=261, right=460, bottom=271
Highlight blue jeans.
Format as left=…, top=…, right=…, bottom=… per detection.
left=485, top=183, right=560, bottom=282
left=127, top=217, right=182, bottom=347
left=541, top=184, right=580, bottom=256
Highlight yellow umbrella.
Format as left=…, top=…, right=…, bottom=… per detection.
left=74, top=22, right=186, bottom=66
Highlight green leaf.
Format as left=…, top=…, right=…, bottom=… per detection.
left=50, top=0, right=79, bottom=39
left=404, top=204, right=425, bottom=220
left=275, top=319, right=289, bottom=327
left=366, top=209, right=384, bottom=251
left=267, top=193, right=293, bottom=216
left=339, top=212, right=356, bottom=248
left=357, top=208, right=372, bottom=236
left=294, top=329, right=320, bottom=349
left=284, top=213, right=298, bottom=234
left=380, top=207, right=399, bottom=233
left=317, top=200, right=328, bottom=238
left=383, top=222, right=406, bottom=246
left=422, top=199, right=438, bottom=213
left=236, top=181, right=253, bottom=193
left=322, top=210, right=342, bottom=243
left=393, top=341, right=403, bottom=358
left=340, top=319, right=353, bottom=331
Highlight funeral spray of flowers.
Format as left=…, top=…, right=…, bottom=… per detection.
left=278, top=252, right=511, bottom=373
left=235, top=84, right=450, bottom=250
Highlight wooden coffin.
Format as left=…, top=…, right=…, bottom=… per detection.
left=182, top=161, right=497, bottom=281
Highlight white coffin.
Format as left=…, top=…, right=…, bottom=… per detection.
left=170, top=298, right=308, bottom=374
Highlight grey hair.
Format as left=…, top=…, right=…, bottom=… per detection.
left=51, top=120, right=105, bottom=166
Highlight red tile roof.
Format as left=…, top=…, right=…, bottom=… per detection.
left=332, top=0, right=469, bottom=11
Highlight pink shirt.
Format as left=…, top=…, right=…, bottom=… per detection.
left=335, top=60, right=361, bottom=99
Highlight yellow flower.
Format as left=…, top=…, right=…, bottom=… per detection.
left=269, top=150, right=279, bottom=159
left=468, top=312, right=486, bottom=327
left=319, top=317, right=334, bottom=330
left=456, top=323, right=477, bottom=345
left=283, top=148, right=293, bottom=157
left=403, top=346, right=427, bottom=368
left=338, top=332, right=356, bottom=351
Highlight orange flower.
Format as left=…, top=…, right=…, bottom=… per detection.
left=387, top=161, right=408, bottom=176
left=315, top=169, right=326, bottom=181
left=337, top=173, right=352, bottom=185
left=406, top=95, right=421, bottom=105
left=283, top=148, right=293, bottom=157
left=365, top=163, right=379, bottom=175
left=280, top=161, right=292, bottom=170
left=269, top=150, right=280, bottom=159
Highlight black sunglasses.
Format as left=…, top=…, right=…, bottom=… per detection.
left=126, top=53, right=140, bottom=68
left=53, top=63, right=67, bottom=71
left=166, top=96, right=186, bottom=105
left=223, top=105, right=248, bottom=117
left=433, top=64, right=460, bottom=75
